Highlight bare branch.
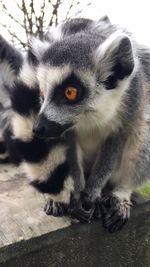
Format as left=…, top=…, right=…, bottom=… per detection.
left=41, top=0, right=46, bottom=21
left=48, top=0, right=62, bottom=27
left=22, top=0, right=30, bottom=24
left=29, top=0, right=35, bottom=30
left=0, top=23, right=26, bottom=48
left=33, top=0, right=46, bottom=35
left=0, top=0, right=81, bottom=49
left=65, top=0, right=75, bottom=20
left=21, top=0, right=31, bottom=37
left=1, top=2, right=24, bottom=28
left=14, top=0, right=24, bottom=13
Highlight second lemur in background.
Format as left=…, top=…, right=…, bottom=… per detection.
left=0, top=35, right=23, bottom=162
left=1, top=44, right=85, bottom=217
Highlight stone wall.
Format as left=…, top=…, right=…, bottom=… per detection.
left=0, top=164, right=149, bottom=267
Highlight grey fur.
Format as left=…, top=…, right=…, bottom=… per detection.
left=0, top=35, right=23, bottom=107
left=0, top=35, right=23, bottom=161
left=31, top=17, right=150, bottom=231
left=1, top=18, right=149, bottom=231
left=42, top=20, right=116, bottom=68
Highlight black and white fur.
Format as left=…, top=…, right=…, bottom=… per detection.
left=28, top=17, right=150, bottom=231
left=2, top=52, right=85, bottom=216
left=0, top=35, right=23, bottom=162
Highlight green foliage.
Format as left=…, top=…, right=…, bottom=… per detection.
left=137, top=182, right=150, bottom=197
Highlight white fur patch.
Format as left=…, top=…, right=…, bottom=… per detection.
left=75, top=78, right=132, bottom=169
left=0, top=61, right=16, bottom=85
left=49, top=176, right=74, bottom=204
left=37, top=64, right=72, bottom=122
left=75, top=87, right=124, bottom=135
left=77, top=130, right=101, bottom=173
left=0, top=61, right=16, bottom=106
left=113, top=190, right=132, bottom=203
left=99, top=30, right=129, bottom=56
left=75, top=68, right=135, bottom=142
left=29, top=37, right=50, bottom=61
left=11, top=113, right=34, bottom=141
left=23, top=144, right=67, bottom=182
left=37, top=64, right=71, bottom=95
left=89, top=80, right=128, bottom=126
left=0, top=152, right=9, bottom=159
left=47, top=24, right=62, bottom=41
left=19, top=61, right=37, bottom=89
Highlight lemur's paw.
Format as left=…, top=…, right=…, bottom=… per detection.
left=68, top=193, right=95, bottom=222
left=44, top=199, right=68, bottom=217
left=93, top=198, right=102, bottom=219
left=100, top=193, right=131, bottom=232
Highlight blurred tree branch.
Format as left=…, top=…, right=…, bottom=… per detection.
left=0, top=0, right=81, bottom=49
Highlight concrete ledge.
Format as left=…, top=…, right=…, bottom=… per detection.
left=0, top=164, right=150, bottom=267
left=0, top=164, right=71, bottom=247
left=0, top=203, right=150, bottom=266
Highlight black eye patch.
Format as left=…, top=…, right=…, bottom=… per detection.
left=51, top=72, right=88, bottom=105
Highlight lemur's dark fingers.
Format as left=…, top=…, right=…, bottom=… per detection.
left=100, top=194, right=130, bottom=232
left=44, top=199, right=68, bottom=217
left=104, top=214, right=128, bottom=233
left=69, top=192, right=95, bottom=222
left=68, top=200, right=94, bottom=222
left=70, top=206, right=94, bottom=222
left=93, top=200, right=102, bottom=219
left=103, top=211, right=128, bottom=232
left=44, top=199, right=54, bottom=215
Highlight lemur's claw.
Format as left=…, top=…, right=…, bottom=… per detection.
left=70, top=206, right=94, bottom=222
left=100, top=194, right=131, bottom=232
left=93, top=198, right=102, bottom=219
left=44, top=199, right=68, bottom=217
left=69, top=193, right=95, bottom=222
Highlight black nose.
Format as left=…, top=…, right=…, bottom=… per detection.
left=33, top=114, right=54, bottom=138
left=33, top=123, right=45, bottom=138
left=33, top=114, right=72, bottom=139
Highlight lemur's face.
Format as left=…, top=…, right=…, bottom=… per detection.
left=35, top=63, right=97, bottom=138
left=33, top=19, right=135, bottom=139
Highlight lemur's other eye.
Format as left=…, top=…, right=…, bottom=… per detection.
left=40, top=89, right=45, bottom=98
left=64, top=86, right=78, bottom=101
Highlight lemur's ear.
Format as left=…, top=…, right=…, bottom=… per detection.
left=94, top=31, right=135, bottom=89
left=99, top=15, right=111, bottom=24
left=28, top=37, right=50, bottom=65
left=0, top=35, right=23, bottom=108
left=0, top=35, right=23, bottom=73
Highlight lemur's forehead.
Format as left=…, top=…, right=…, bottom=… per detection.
left=37, top=65, right=72, bottom=93
left=41, top=34, right=97, bottom=69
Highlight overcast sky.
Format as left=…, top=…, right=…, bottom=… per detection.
left=0, top=0, right=150, bottom=46
left=81, top=0, right=150, bottom=46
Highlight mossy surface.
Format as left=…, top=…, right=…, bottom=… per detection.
left=137, top=182, right=150, bottom=197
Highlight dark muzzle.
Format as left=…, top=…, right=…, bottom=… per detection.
left=33, top=114, right=71, bottom=139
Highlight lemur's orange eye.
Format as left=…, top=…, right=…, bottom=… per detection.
left=40, top=89, right=45, bottom=98
left=64, top=86, right=78, bottom=101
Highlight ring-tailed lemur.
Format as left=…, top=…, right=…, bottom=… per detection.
left=27, top=16, right=150, bottom=232
left=0, top=35, right=23, bottom=162
left=1, top=44, right=85, bottom=217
